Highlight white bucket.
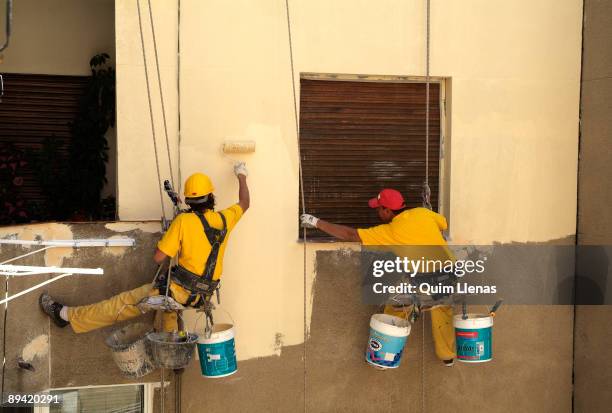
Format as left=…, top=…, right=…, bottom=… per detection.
left=453, top=314, right=494, bottom=363
left=197, top=324, right=237, bottom=378
left=365, top=314, right=411, bottom=369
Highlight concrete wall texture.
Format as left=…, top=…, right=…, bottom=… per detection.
left=0, top=225, right=575, bottom=412
left=574, top=0, right=612, bottom=411
left=0, top=223, right=162, bottom=394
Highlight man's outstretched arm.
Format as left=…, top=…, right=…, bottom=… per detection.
left=153, top=248, right=168, bottom=264
left=234, top=162, right=250, bottom=212
left=300, top=214, right=361, bottom=242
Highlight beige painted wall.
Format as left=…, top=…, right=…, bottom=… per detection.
left=115, top=0, right=583, bottom=360
left=115, top=0, right=179, bottom=220
left=0, top=0, right=115, bottom=75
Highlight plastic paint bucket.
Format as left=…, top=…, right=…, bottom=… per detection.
left=197, top=324, right=237, bottom=378
left=454, top=314, right=493, bottom=363
left=365, top=314, right=411, bottom=369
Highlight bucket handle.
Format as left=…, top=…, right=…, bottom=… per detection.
left=194, top=305, right=235, bottom=334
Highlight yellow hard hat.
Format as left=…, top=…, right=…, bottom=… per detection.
left=184, top=173, right=214, bottom=198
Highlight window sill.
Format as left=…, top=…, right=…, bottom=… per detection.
left=296, top=238, right=361, bottom=244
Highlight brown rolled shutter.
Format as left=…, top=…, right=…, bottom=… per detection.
left=0, top=73, right=88, bottom=218
left=299, top=78, right=440, bottom=240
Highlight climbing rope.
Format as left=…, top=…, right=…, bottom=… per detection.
left=136, top=0, right=166, bottom=220
left=1, top=276, right=7, bottom=404
left=422, top=0, right=433, bottom=211
left=135, top=3, right=180, bottom=411
left=177, top=0, right=183, bottom=195
left=422, top=2, right=432, bottom=412
left=146, top=0, right=176, bottom=190
left=284, top=0, right=307, bottom=410
left=421, top=310, right=426, bottom=413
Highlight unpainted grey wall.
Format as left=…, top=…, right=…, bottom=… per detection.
left=574, top=0, right=612, bottom=411
left=2, top=226, right=575, bottom=412
left=0, top=224, right=165, bottom=395
left=181, top=249, right=573, bottom=413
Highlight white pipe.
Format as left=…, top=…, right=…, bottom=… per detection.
left=0, top=238, right=135, bottom=247
left=0, top=265, right=103, bottom=276
left=0, top=273, right=72, bottom=306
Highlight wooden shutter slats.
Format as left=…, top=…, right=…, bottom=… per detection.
left=1, top=117, right=78, bottom=125
left=0, top=131, right=72, bottom=139
left=300, top=128, right=440, bottom=135
left=1, top=123, right=75, bottom=132
left=299, top=166, right=439, bottom=173
left=301, top=81, right=440, bottom=93
left=299, top=78, right=441, bottom=240
left=0, top=73, right=88, bottom=215
left=300, top=135, right=438, bottom=143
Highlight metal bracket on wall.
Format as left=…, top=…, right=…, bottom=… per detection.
left=0, top=237, right=135, bottom=305
left=0, top=238, right=135, bottom=248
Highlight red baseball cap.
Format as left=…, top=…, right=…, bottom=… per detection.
left=368, top=189, right=406, bottom=210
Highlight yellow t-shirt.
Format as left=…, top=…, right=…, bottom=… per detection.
left=157, top=204, right=243, bottom=303
left=357, top=208, right=453, bottom=263
left=357, top=207, right=447, bottom=246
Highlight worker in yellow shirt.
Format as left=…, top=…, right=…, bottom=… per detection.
left=300, top=188, right=456, bottom=366
left=39, top=163, right=250, bottom=333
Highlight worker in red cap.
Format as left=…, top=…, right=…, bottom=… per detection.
left=300, top=188, right=456, bottom=366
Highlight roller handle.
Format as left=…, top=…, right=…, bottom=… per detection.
left=489, top=300, right=503, bottom=317
left=163, top=180, right=180, bottom=207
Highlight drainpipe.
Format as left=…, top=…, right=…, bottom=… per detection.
left=0, top=0, right=12, bottom=53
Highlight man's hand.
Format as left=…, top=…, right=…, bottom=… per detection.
left=300, top=214, right=319, bottom=229
left=234, top=162, right=248, bottom=177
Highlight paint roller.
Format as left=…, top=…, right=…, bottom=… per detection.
left=222, top=140, right=256, bottom=154
left=222, top=140, right=256, bottom=166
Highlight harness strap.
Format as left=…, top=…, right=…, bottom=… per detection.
left=171, top=265, right=219, bottom=299
left=389, top=271, right=458, bottom=308
left=194, top=211, right=227, bottom=281
left=159, top=212, right=228, bottom=308
left=184, top=292, right=199, bottom=307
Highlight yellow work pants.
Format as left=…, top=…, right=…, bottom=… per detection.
left=384, top=304, right=456, bottom=361
left=67, top=283, right=178, bottom=333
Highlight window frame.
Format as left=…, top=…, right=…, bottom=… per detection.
left=297, top=73, right=450, bottom=242
left=33, top=383, right=155, bottom=413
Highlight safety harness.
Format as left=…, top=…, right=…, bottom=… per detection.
left=166, top=211, right=227, bottom=307
left=385, top=270, right=458, bottom=311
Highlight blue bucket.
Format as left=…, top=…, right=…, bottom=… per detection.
left=365, top=314, right=411, bottom=369
left=454, top=314, right=493, bottom=363
left=197, top=324, right=237, bottom=378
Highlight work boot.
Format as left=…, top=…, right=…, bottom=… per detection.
left=39, top=293, right=69, bottom=328
left=443, top=359, right=454, bottom=367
